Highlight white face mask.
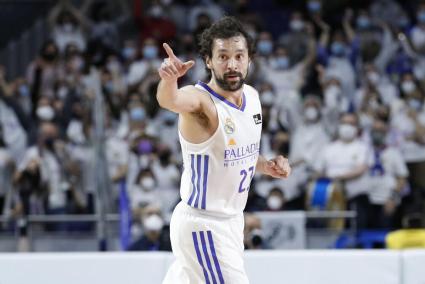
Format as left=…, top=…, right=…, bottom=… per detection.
left=304, top=107, right=319, bottom=121
left=367, top=72, right=380, bottom=85
left=141, top=177, right=155, bottom=190
left=401, top=80, right=416, bottom=94
left=290, top=20, right=304, bottom=31
left=267, top=195, right=283, bottom=210
left=261, top=91, right=274, bottom=105
left=36, top=106, right=55, bottom=121
left=338, top=123, right=357, bottom=141
left=143, top=214, right=164, bottom=232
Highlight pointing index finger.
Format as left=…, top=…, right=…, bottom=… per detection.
left=163, top=43, right=176, bottom=59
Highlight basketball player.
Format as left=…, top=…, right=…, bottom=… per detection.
left=157, top=17, right=291, bottom=284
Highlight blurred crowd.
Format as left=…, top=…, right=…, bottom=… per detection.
left=0, top=0, right=425, bottom=251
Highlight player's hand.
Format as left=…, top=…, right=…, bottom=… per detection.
left=158, top=43, right=195, bottom=82
left=265, top=155, right=291, bottom=179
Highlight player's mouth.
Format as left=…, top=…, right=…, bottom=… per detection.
left=225, top=73, right=241, bottom=81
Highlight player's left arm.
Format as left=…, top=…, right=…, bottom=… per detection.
left=256, top=155, right=291, bottom=179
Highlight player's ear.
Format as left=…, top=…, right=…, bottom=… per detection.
left=206, top=56, right=212, bottom=69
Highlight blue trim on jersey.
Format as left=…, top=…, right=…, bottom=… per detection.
left=201, top=155, right=209, bottom=210
left=194, top=155, right=202, bottom=208
left=197, top=81, right=246, bottom=112
left=192, top=232, right=211, bottom=284
left=207, top=231, right=225, bottom=284
left=200, top=231, right=217, bottom=284
left=188, top=154, right=196, bottom=206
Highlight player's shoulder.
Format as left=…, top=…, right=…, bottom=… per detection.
left=243, top=84, right=260, bottom=98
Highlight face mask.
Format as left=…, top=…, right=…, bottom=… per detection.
left=408, top=98, right=422, bottom=111
left=290, top=20, right=304, bottom=31
left=278, top=142, right=290, bottom=155
left=19, top=85, right=29, bottom=97
left=62, top=23, right=74, bottom=33
left=143, top=214, right=164, bottom=231
left=257, top=40, right=273, bottom=55
left=307, top=1, right=321, bottom=12
left=36, top=106, right=55, bottom=121
left=338, top=123, right=357, bottom=141
left=401, top=81, right=416, bottom=94
left=304, top=106, right=319, bottom=121
left=43, top=52, right=57, bottom=62
left=261, top=91, right=274, bottom=105
left=325, top=85, right=341, bottom=98
left=267, top=195, right=283, bottom=210
left=104, top=81, right=114, bottom=93
left=71, top=56, right=84, bottom=71
left=356, top=16, right=371, bottom=29
left=130, top=107, right=146, bottom=121
left=138, top=139, right=154, bottom=155
left=273, top=56, right=289, bottom=70
left=107, top=61, right=121, bottom=73
left=367, top=72, right=380, bottom=85
left=57, top=86, right=68, bottom=99
left=141, top=177, right=155, bottom=190
left=122, top=47, right=136, bottom=60
left=418, top=11, right=425, bottom=23
left=163, top=111, right=176, bottom=126
left=143, top=45, right=158, bottom=59
left=44, top=137, right=56, bottom=150
left=331, top=42, right=346, bottom=57
left=149, top=5, right=164, bottom=18
left=371, top=131, right=386, bottom=146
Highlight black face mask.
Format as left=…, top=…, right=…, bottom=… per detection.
left=43, top=52, right=57, bottom=62
left=371, top=131, right=386, bottom=146
left=278, top=142, right=290, bottom=156
left=44, top=137, right=56, bottom=150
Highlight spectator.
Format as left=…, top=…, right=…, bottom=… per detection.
left=314, top=113, right=372, bottom=228
left=244, top=213, right=267, bottom=250
left=48, top=0, right=88, bottom=53
left=367, top=118, right=408, bottom=229
left=128, top=203, right=171, bottom=251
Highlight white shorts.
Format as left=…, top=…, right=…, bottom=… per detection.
left=163, top=201, right=249, bottom=284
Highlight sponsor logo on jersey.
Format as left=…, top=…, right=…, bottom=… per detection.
left=253, top=113, right=262, bottom=124
left=223, top=142, right=260, bottom=167
left=224, top=117, right=235, bottom=134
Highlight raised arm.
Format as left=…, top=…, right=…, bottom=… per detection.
left=156, top=43, right=199, bottom=114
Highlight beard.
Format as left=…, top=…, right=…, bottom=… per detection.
left=212, top=69, right=247, bottom=92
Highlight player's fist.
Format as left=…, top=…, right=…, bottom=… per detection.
left=158, top=43, right=195, bottom=82
left=266, top=156, right=291, bottom=179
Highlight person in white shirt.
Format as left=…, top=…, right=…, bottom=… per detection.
left=314, top=112, right=372, bottom=229
left=290, top=96, right=330, bottom=170
left=367, top=118, right=409, bottom=229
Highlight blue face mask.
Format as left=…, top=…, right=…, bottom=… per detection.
left=130, top=107, right=146, bottom=121
left=122, top=47, right=136, bottom=60
left=408, top=99, right=422, bottom=111
left=356, top=16, right=370, bottom=29
left=331, top=42, right=346, bottom=57
left=275, top=56, right=289, bottom=70
left=257, top=40, right=273, bottom=55
left=19, top=85, right=29, bottom=97
left=418, top=11, right=425, bottom=23
left=307, top=1, right=321, bottom=12
left=143, top=46, right=158, bottom=59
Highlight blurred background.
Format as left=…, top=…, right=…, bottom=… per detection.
left=0, top=0, right=424, bottom=255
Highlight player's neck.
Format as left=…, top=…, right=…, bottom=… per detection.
left=207, top=79, right=244, bottom=107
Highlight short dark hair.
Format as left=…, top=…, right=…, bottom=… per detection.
left=198, top=16, right=255, bottom=64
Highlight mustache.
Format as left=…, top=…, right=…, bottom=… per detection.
left=224, top=72, right=242, bottom=78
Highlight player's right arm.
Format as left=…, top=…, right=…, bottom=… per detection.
left=156, top=43, right=198, bottom=114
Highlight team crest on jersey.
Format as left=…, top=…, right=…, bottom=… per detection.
left=224, top=118, right=235, bottom=134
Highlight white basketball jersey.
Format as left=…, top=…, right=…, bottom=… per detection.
left=178, top=81, right=262, bottom=216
